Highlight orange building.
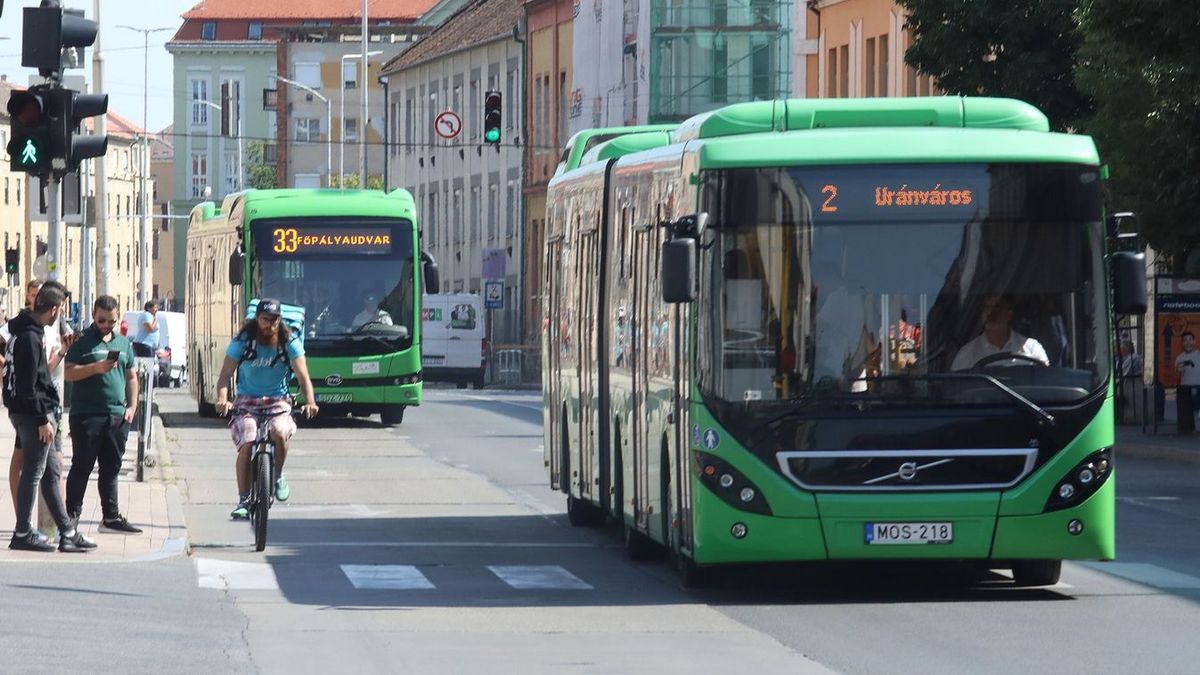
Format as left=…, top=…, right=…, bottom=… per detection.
left=804, top=0, right=937, bottom=98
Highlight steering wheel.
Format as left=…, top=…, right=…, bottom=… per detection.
left=972, top=352, right=1047, bottom=369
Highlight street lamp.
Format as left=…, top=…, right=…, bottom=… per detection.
left=340, top=50, right=382, bottom=190
left=275, top=75, right=332, bottom=188
left=199, top=100, right=241, bottom=196
left=117, top=24, right=171, bottom=306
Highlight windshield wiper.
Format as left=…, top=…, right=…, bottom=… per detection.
left=870, top=373, right=1056, bottom=428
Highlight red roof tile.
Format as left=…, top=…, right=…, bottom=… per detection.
left=384, top=0, right=523, bottom=72
left=181, top=0, right=434, bottom=20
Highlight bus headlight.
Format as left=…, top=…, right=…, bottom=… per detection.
left=695, top=451, right=772, bottom=516
left=1044, top=448, right=1112, bottom=513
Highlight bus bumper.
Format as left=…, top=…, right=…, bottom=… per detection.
left=991, top=474, right=1115, bottom=561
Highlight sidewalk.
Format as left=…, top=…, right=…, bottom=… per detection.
left=1118, top=424, right=1200, bottom=464
left=0, top=409, right=187, bottom=563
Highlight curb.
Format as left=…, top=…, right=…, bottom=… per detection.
left=146, top=413, right=191, bottom=559
left=1117, top=441, right=1200, bottom=465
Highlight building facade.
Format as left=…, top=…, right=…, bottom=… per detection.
left=382, top=0, right=526, bottom=346
left=805, top=0, right=937, bottom=98
left=275, top=26, right=424, bottom=190
left=151, top=126, right=177, bottom=310
left=522, top=0, right=573, bottom=348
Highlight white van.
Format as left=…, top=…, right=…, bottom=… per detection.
left=421, top=293, right=486, bottom=388
left=121, top=309, right=187, bottom=387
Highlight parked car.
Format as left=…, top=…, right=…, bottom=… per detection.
left=121, top=309, right=187, bottom=387
left=421, top=293, right=486, bottom=389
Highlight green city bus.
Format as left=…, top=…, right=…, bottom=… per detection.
left=543, top=97, right=1146, bottom=586
left=187, top=188, right=439, bottom=425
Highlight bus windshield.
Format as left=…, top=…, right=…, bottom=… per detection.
left=695, top=163, right=1109, bottom=413
left=250, top=217, right=416, bottom=349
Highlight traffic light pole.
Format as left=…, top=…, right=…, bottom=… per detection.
left=46, top=176, right=60, bottom=282
left=93, top=0, right=109, bottom=296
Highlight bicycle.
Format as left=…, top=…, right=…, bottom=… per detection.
left=230, top=406, right=304, bottom=552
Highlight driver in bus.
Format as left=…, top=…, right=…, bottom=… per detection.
left=351, top=293, right=393, bottom=329
left=951, top=294, right=1049, bottom=370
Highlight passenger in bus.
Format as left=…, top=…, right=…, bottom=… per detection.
left=951, top=294, right=1049, bottom=370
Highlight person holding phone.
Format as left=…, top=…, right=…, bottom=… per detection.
left=62, top=295, right=142, bottom=533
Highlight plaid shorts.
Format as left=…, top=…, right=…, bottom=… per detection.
left=229, top=396, right=296, bottom=449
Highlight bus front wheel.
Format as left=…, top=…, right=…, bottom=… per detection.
left=381, top=405, right=406, bottom=426
left=1011, top=560, right=1062, bottom=587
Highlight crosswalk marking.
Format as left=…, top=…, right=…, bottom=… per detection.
left=341, top=564, right=435, bottom=590
left=196, top=558, right=280, bottom=591
left=1083, top=562, right=1200, bottom=589
left=488, top=565, right=594, bottom=590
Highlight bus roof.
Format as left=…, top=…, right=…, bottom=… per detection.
left=557, top=124, right=678, bottom=174
left=673, top=97, right=1050, bottom=143
left=579, top=131, right=676, bottom=166
left=691, top=126, right=1099, bottom=170
left=189, top=188, right=417, bottom=223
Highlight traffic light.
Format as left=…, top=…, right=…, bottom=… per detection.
left=4, top=249, right=18, bottom=276
left=7, top=86, right=52, bottom=174
left=483, top=90, right=502, bottom=144
left=54, top=88, right=108, bottom=171
left=22, top=2, right=99, bottom=79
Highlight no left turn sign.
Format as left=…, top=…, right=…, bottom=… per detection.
left=435, top=111, right=462, bottom=140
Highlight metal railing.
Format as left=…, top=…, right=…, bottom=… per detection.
left=133, top=357, right=157, bottom=482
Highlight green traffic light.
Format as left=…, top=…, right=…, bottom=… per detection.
left=485, top=128, right=501, bottom=143
left=19, top=139, right=39, bottom=165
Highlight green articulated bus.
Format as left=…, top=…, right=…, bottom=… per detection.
left=543, top=97, right=1147, bottom=587
left=187, top=188, right=440, bottom=426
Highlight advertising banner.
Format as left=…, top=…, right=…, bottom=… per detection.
left=1155, top=294, right=1200, bottom=387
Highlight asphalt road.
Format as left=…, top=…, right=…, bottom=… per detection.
left=7, top=387, right=1199, bottom=674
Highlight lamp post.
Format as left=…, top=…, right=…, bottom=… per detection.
left=200, top=100, right=241, bottom=196
left=117, top=24, right=171, bottom=306
left=340, top=50, right=382, bottom=190
left=275, top=75, right=332, bottom=188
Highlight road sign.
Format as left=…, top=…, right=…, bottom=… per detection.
left=485, top=280, right=504, bottom=309
left=434, top=111, right=462, bottom=140
left=482, top=247, right=506, bottom=280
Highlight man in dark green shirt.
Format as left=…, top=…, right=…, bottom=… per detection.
left=63, top=295, right=142, bottom=533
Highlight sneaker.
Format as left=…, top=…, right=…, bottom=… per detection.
left=274, top=476, right=290, bottom=502
left=9, top=531, right=55, bottom=552
left=100, top=516, right=143, bottom=534
left=59, top=530, right=97, bottom=553
left=230, top=501, right=250, bottom=520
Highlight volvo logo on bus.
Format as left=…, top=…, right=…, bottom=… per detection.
left=897, top=462, right=919, bottom=481
left=325, top=374, right=344, bottom=387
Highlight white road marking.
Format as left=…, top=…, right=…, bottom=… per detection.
left=341, top=564, right=435, bottom=590
left=195, top=558, right=280, bottom=590
left=488, top=565, right=593, bottom=590
left=1084, top=562, right=1200, bottom=589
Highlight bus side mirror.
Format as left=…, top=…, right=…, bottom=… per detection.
left=228, top=250, right=245, bottom=286
left=421, top=251, right=440, bottom=295
left=662, top=238, right=696, bottom=303
left=1112, top=251, right=1147, bottom=315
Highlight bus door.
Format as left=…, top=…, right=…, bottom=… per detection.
left=546, top=236, right=565, bottom=491
left=631, top=228, right=653, bottom=530
left=577, top=230, right=598, bottom=500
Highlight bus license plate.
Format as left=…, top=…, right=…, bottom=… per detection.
left=865, top=522, right=953, bottom=545
left=316, top=393, right=353, bottom=403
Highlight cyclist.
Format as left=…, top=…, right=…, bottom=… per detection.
left=214, top=299, right=318, bottom=519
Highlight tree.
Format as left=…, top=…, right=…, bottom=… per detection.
left=246, top=141, right=277, bottom=190
left=1076, top=0, right=1200, bottom=263
left=898, top=0, right=1091, bottom=131
left=330, top=174, right=385, bottom=190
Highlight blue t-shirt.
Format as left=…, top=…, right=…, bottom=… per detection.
left=225, top=335, right=304, bottom=397
left=134, top=311, right=160, bottom=347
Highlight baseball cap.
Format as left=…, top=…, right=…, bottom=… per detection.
left=256, top=299, right=282, bottom=317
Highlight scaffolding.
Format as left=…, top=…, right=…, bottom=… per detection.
left=648, top=0, right=792, bottom=122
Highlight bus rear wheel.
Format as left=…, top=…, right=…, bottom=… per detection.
left=566, top=495, right=604, bottom=527
left=1011, top=560, right=1062, bottom=587
left=381, top=405, right=406, bottom=426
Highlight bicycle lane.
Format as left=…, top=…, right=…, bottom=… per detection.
left=158, top=389, right=833, bottom=674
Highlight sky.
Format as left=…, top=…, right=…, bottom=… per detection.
left=0, top=0, right=197, bottom=134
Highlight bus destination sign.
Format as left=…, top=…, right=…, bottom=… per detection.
left=268, top=226, right=393, bottom=255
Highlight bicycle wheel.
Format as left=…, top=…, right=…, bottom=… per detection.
left=253, top=451, right=272, bottom=551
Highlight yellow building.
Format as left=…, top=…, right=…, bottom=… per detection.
left=806, top=0, right=937, bottom=98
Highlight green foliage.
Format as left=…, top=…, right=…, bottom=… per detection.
left=330, top=174, right=385, bottom=190
left=898, top=0, right=1091, bottom=131
left=1077, top=0, right=1200, bottom=263
left=245, top=141, right=277, bottom=190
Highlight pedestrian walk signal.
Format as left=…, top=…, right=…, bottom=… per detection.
left=483, top=90, right=502, bottom=144
left=6, top=87, right=52, bottom=175
left=5, top=248, right=18, bottom=276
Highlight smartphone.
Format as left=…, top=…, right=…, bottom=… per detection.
left=106, top=350, right=120, bottom=362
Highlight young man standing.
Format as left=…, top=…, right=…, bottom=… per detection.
left=63, top=295, right=142, bottom=533
left=6, top=281, right=95, bottom=552
left=132, top=300, right=159, bottom=358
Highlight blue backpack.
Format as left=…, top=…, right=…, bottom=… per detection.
left=238, top=300, right=306, bottom=373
